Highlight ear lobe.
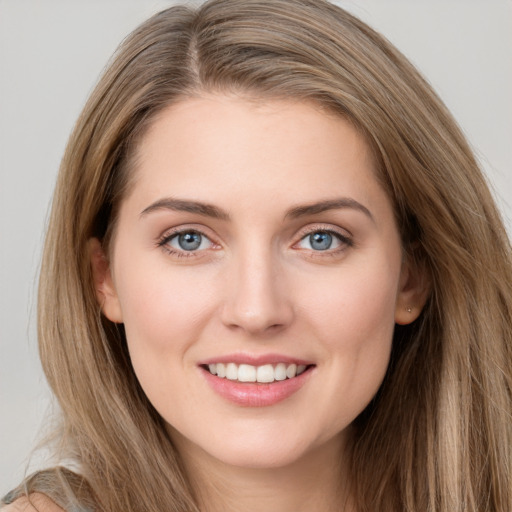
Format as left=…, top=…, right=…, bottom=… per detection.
left=88, top=238, right=123, bottom=323
left=394, top=256, right=430, bottom=325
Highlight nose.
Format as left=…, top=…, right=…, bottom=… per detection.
left=220, top=247, right=294, bottom=336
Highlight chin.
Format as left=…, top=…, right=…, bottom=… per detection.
left=169, top=418, right=345, bottom=472
left=209, top=443, right=308, bottom=470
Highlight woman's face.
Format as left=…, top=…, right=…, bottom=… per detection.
left=95, top=95, right=423, bottom=470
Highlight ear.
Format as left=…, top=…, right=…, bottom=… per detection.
left=394, top=254, right=430, bottom=325
left=88, top=238, right=123, bottom=323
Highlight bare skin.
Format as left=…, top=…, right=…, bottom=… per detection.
left=2, top=494, right=64, bottom=512
left=88, top=95, right=428, bottom=512
left=173, top=424, right=354, bottom=512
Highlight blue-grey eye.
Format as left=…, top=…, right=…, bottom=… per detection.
left=297, top=230, right=344, bottom=251
left=309, top=231, right=332, bottom=250
left=168, top=231, right=211, bottom=251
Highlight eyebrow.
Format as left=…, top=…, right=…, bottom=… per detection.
left=140, top=196, right=373, bottom=222
left=285, top=198, right=374, bottom=222
left=140, top=198, right=230, bottom=220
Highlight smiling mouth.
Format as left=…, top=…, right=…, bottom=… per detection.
left=203, top=362, right=310, bottom=383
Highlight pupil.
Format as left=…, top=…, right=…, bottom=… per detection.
left=178, top=232, right=201, bottom=251
left=310, top=232, right=332, bottom=250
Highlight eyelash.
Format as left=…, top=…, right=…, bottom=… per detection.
left=156, top=228, right=217, bottom=258
left=293, top=225, right=353, bottom=256
left=156, top=225, right=353, bottom=259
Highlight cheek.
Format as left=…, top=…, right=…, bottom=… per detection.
left=302, top=255, right=399, bottom=346
left=295, top=253, right=400, bottom=424
left=112, top=259, right=225, bottom=417
left=113, top=257, right=220, bottom=365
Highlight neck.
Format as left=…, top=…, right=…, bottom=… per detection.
left=173, top=431, right=355, bottom=512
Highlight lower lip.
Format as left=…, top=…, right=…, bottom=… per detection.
left=201, top=367, right=313, bottom=407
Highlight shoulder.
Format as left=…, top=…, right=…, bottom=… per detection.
left=1, top=493, right=65, bottom=512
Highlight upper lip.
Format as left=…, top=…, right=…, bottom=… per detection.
left=198, top=353, right=314, bottom=367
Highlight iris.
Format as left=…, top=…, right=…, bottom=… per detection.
left=310, top=232, right=333, bottom=251
left=178, top=232, right=202, bottom=251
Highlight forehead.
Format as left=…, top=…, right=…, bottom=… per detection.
left=127, top=95, right=380, bottom=202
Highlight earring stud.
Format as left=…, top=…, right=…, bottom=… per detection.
left=406, top=306, right=412, bottom=313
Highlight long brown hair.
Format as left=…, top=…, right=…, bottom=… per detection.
left=4, top=1, right=511, bottom=510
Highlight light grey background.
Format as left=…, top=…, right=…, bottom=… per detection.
left=1, top=0, right=511, bottom=494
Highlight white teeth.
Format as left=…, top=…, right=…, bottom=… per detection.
left=226, top=363, right=238, bottom=380
left=216, top=363, right=226, bottom=378
left=238, top=364, right=257, bottom=382
left=256, top=364, right=274, bottom=383
left=206, top=362, right=308, bottom=383
left=274, top=363, right=287, bottom=381
left=286, top=363, right=297, bottom=379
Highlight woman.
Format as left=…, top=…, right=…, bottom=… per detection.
left=3, top=0, right=511, bottom=510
